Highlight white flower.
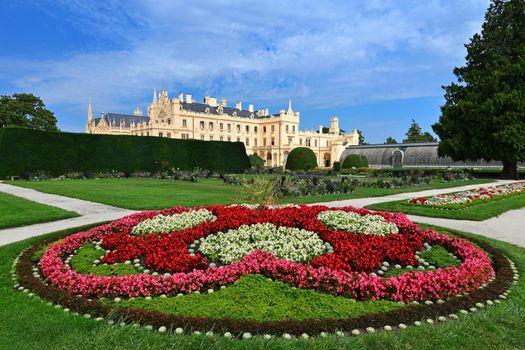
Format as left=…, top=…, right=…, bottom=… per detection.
left=199, top=223, right=330, bottom=264
left=131, top=209, right=216, bottom=235
left=158, top=326, right=167, bottom=333
left=318, top=210, right=398, bottom=235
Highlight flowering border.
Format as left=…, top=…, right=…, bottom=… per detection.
left=13, top=228, right=516, bottom=338
left=36, top=205, right=493, bottom=302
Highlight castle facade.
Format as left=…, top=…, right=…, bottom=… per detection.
left=86, top=90, right=359, bottom=167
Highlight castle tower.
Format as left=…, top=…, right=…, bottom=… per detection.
left=86, top=98, right=94, bottom=133
left=329, top=117, right=340, bottom=134
left=287, top=99, right=293, bottom=114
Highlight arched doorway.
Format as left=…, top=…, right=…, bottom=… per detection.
left=392, top=149, right=404, bottom=168
left=273, top=152, right=278, bottom=167
left=323, top=153, right=331, bottom=167
left=266, top=152, right=272, bottom=166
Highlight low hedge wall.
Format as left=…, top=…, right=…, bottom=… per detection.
left=0, top=128, right=250, bottom=177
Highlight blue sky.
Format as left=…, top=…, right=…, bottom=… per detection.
left=0, top=0, right=489, bottom=143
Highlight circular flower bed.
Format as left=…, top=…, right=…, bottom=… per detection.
left=36, top=205, right=494, bottom=303
left=16, top=204, right=521, bottom=338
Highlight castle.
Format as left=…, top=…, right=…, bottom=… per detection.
left=86, top=89, right=359, bottom=167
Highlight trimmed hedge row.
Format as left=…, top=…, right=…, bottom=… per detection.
left=0, top=128, right=250, bottom=177
left=342, top=155, right=369, bottom=169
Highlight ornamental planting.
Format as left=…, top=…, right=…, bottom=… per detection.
left=36, top=205, right=494, bottom=303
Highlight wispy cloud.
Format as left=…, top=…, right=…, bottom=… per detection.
left=0, top=0, right=489, bottom=134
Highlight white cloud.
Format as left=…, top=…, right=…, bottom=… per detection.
left=1, top=0, right=490, bottom=132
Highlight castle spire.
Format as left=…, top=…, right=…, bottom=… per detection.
left=287, top=99, right=293, bottom=113
left=87, top=98, right=93, bottom=121
left=153, top=87, right=157, bottom=103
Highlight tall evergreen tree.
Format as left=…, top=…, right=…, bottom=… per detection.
left=357, top=129, right=369, bottom=145
left=432, top=0, right=525, bottom=179
left=403, top=119, right=437, bottom=143
left=0, top=93, right=58, bottom=131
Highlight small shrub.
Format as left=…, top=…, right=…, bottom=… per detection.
left=342, top=155, right=369, bottom=169
left=249, top=154, right=265, bottom=169
left=285, top=147, right=318, bottom=171
left=332, top=161, right=341, bottom=172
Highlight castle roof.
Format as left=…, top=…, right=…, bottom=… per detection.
left=94, top=113, right=150, bottom=127
left=180, top=101, right=274, bottom=119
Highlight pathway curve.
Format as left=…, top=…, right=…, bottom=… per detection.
left=0, top=183, right=136, bottom=246
left=317, top=179, right=525, bottom=248
left=0, top=180, right=523, bottom=248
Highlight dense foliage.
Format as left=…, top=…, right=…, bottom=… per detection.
left=0, top=128, right=250, bottom=177
left=285, top=147, right=317, bottom=171
left=432, top=0, right=525, bottom=179
left=248, top=154, right=264, bottom=169
left=403, top=119, right=437, bottom=143
left=342, top=154, right=369, bottom=169
left=0, top=93, right=58, bottom=131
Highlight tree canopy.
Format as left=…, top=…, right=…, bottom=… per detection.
left=357, top=129, right=368, bottom=145
left=0, top=93, right=58, bottom=131
left=432, top=0, right=525, bottom=179
left=403, top=119, right=437, bottom=143
left=385, top=137, right=398, bottom=144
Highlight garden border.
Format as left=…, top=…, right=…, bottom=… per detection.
left=13, top=228, right=517, bottom=339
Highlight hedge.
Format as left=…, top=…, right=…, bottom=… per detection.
left=285, top=147, right=318, bottom=171
left=342, top=154, right=369, bottom=169
left=0, top=128, right=250, bottom=177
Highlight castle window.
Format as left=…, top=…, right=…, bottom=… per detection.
left=227, top=136, right=231, bottom=142
left=227, top=123, right=231, bottom=131
left=159, top=132, right=163, bottom=137
left=220, top=136, right=224, bottom=141
left=209, top=122, right=213, bottom=130
left=292, top=125, right=296, bottom=133
left=306, top=138, right=311, bottom=147
left=147, top=132, right=150, bottom=136
left=200, top=121, right=205, bottom=129
left=254, top=138, right=257, bottom=146
left=263, top=138, right=267, bottom=146
left=246, top=138, right=249, bottom=145
left=182, top=119, right=187, bottom=127
left=286, top=125, right=289, bottom=133
left=299, top=138, right=302, bottom=145
left=314, top=139, right=317, bottom=147
left=271, top=125, right=275, bottom=133
left=237, top=137, right=240, bottom=142
left=254, top=126, right=258, bottom=133
left=237, top=124, right=241, bottom=133
left=210, top=135, right=214, bottom=141
left=167, top=119, right=171, bottom=125
left=141, top=132, right=143, bottom=136
left=167, top=133, right=171, bottom=138
left=205, top=107, right=210, bottom=114
left=263, top=126, right=267, bottom=133
left=220, top=123, right=224, bottom=130
left=271, top=137, right=275, bottom=146
left=288, top=137, right=293, bottom=145
left=232, top=111, right=237, bottom=117
left=201, top=135, right=205, bottom=141
left=245, top=125, right=249, bottom=133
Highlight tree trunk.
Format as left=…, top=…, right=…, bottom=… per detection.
left=502, top=161, right=519, bottom=180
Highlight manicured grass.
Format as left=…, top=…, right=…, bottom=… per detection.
left=366, top=192, right=525, bottom=221
left=419, top=246, right=459, bottom=267
left=1, top=224, right=524, bottom=349
left=106, top=274, right=402, bottom=321
left=0, top=191, right=78, bottom=229
left=6, top=178, right=490, bottom=210
left=70, top=243, right=139, bottom=276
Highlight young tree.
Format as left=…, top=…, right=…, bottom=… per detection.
left=0, top=93, right=58, bottom=131
left=357, top=129, right=369, bottom=145
left=432, top=0, right=525, bottom=179
left=385, top=137, right=398, bottom=144
left=403, top=119, right=437, bottom=143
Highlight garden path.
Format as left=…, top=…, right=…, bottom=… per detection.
left=0, top=182, right=136, bottom=246
left=319, top=179, right=525, bottom=247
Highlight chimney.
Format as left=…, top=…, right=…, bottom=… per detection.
left=204, top=96, right=210, bottom=105
left=178, top=91, right=183, bottom=101
left=236, top=101, right=242, bottom=110
left=185, top=94, right=192, bottom=103
left=248, top=104, right=254, bottom=113
left=221, top=98, right=227, bottom=107
left=208, top=97, right=218, bottom=107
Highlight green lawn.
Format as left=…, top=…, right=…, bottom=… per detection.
left=0, top=191, right=78, bottom=229
left=366, top=192, right=525, bottom=221
left=2, top=224, right=524, bottom=349
left=6, top=178, right=490, bottom=210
